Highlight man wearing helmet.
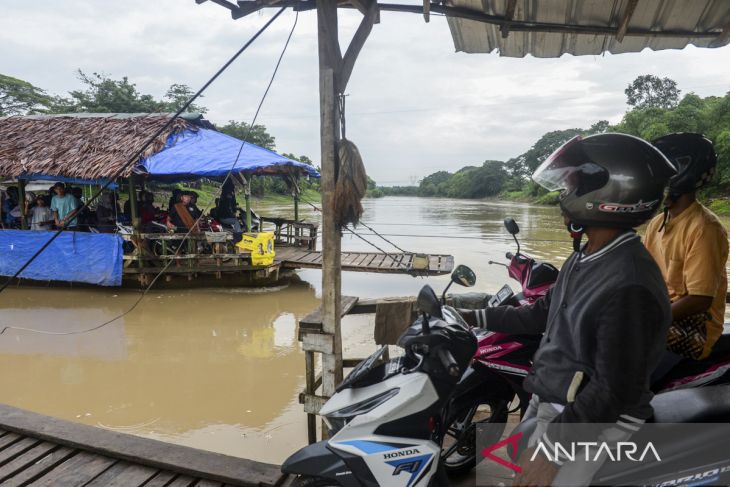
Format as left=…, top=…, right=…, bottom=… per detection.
left=644, top=133, right=728, bottom=362
left=463, top=133, right=674, bottom=485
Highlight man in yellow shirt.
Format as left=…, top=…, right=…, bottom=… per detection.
left=644, top=133, right=728, bottom=360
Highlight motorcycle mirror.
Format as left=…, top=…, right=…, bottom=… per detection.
left=451, top=265, right=476, bottom=288
left=504, top=217, right=520, bottom=235
left=417, top=285, right=443, bottom=320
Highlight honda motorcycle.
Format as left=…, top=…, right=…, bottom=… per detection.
left=282, top=269, right=479, bottom=487
left=442, top=217, right=730, bottom=476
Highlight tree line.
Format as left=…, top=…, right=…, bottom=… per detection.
left=0, top=71, right=318, bottom=197
left=376, top=75, right=730, bottom=207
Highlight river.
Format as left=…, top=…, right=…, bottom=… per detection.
left=0, top=196, right=727, bottom=464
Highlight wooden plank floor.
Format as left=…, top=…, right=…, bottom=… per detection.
left=0, top=404, right=291, bottom=487
left=275, top=247, right=454, bottom=275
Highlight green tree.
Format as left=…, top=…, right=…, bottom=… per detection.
left=0, top=74, right=51, bottom=115
left=625, top=75, right=680, bottom=110
left=218, top=121, right=276, bottom=150
left=163, top=83, right=207, bottom=114
left=49, top=70, right=207, bottom=114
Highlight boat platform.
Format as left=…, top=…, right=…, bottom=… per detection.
left=0, top=404, right=292, bottom=487
left=275, top=247, right=454, bottom=275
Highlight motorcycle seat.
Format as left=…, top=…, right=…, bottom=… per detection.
left=651, top=383, right=730, bottom=423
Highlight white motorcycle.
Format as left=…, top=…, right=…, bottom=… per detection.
left=282, top=266, right=478, bottom=487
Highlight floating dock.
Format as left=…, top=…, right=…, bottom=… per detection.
left=0, top=404, right=291, bottom=486
left=275, top=247, right=454, bottom=275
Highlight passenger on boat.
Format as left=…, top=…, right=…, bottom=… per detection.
left=50, top=183, right=79, bottom=230
left=70, top=187, right=92, bottom=231
left=139, top=191, right=160, bottom=232
left=169, top=192, right=200, bottom=233
left=29, top=196, right=53, bottom=231
left=645, top=133, right=728, bottom=362
left=215, top=179, right=241, bottom=234
left=94, top=193, right=118, bottom=233
left=1, top=187, right=20, bottom=228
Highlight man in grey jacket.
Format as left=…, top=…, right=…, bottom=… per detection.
left=464, top=134, right=675, bottom=485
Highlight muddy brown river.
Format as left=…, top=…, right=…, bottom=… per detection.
left=0, top=197, right=728, bottom=464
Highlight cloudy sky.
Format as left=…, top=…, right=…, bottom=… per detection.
left=2, top=1, right=729, bottom=185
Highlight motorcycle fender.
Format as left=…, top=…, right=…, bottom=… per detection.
left=281, top=441, right=362, bottom=487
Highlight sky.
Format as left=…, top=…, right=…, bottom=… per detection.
left=1, top=0, right=729, bottom=186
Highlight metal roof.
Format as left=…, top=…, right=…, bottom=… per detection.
left=446, top=0, right=730, bottom=57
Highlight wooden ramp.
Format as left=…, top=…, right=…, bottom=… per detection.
left=0, top=404, right=291, bottom=487
left=275, top=247, right=454, bottom=276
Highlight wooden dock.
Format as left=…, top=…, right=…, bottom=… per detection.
left=275, top=247, right=454, bottom=275
left=0, top=404, right=291, bottom=487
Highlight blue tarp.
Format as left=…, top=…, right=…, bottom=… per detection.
left=16, top=174, right=118, bottom=189
left=0, top=230, right=123, bottom=286
left=139, top=128, right=320, bottom=180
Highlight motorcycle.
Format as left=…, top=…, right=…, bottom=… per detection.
left=281, top=268, right=479, bottom=487
left=441, top=217, right=730, bottom=476
left=441, top=217, right=557, bottom=475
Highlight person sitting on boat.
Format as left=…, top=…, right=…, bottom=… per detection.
left=644, top=133, right=728, bottom=363
left=50, top=183, right=80, bottom=231
left=2, top=187, right=20, bottom=228
left=70, top=186, right=92, bottom=231
left=29, top=196, right=53, bottom=231
left=94, top=193, right=118, bottom=233
left=139, top=191, right=159, bottom=232
left=169, top=192, right=200, bottom=233
left=461, top=134, right=675, bottom=486
left=215, top=179, right=242, bottom=234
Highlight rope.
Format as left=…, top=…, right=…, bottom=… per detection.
left=0, top=7, right=288, bottom=295
left=0, top=10, right=298, bottom=337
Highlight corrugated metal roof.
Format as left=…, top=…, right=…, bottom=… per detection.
left=447, top=0, right=730, bottom=57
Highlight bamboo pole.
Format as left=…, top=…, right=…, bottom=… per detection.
left=18, top=179, right=27, bottom=230
left=244, top=176, right=252, bottom=232
left=128, top=176, right=141, bottom=234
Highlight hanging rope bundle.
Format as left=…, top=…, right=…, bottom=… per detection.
left=334, top=138, right=367, bottom=227
left=334, top=95, right=367, bottom=227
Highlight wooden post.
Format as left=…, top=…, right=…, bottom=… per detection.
left=128, top=175, right=141, bottom=234
left=18, top=179, right=27, bottom=230
left=243, top=176, right=252, bottom=233
left=318, top=0, right=343, bottom=434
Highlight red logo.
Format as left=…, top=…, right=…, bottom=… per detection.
left=480, top=432, right=523, bottom=473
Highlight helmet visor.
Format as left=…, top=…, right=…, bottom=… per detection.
left=532, top=136, right=609, bottom=196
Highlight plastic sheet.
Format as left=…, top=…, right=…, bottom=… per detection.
left=0, top=230, right=123, bottom=286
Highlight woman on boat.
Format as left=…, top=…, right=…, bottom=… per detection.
left=169, top=192, right=200, bottom=233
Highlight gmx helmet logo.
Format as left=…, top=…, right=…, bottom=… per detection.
left=386, top=453, right=433, bottom=487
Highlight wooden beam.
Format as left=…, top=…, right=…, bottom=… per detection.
left=616, top=0, right=639, bottom=43
left=317, top=0, right=344, bottom=406
left=710, top=20, right=730, bottom=48
left=338, top=0, right=379, bottom=93
left=500, top=0, right=517, bottom=38
left=423, top=0, right=430, bottom=23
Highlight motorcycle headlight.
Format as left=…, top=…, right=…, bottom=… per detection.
left=327, top=388, right=400, bottom=420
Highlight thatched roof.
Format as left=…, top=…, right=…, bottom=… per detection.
left=0, top=113, right=203, bottom=180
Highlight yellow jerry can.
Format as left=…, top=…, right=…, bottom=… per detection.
left=236, top=232, right=275, bottom=266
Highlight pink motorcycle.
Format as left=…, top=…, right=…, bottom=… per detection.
left=441, top=217, right=730, bottom=477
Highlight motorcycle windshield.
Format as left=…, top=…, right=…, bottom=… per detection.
left=336, top=345, right=388, bottom=392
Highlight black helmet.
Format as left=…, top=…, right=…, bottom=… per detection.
left=532, top=133, right=676, bottom=229
left=652, top=133, right=716, bottom=199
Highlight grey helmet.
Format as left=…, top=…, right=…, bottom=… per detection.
left=532, top=133, right=676, bottom=229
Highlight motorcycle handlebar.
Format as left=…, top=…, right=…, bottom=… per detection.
left=436, top=348, right=460, bottom=377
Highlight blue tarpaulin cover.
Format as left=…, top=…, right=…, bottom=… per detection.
left=140, top=128, right=320, bottom=180
left=0, top=230, right=123, bottom=286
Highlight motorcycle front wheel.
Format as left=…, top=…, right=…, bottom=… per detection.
left=441, top=399, right=509, bottom=477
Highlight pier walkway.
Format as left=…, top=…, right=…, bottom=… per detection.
left=0, top=404, right=291, bottom=487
